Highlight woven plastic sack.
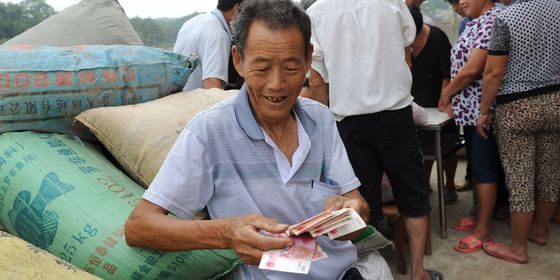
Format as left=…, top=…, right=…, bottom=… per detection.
left=0, top=231, right=101, bottom=280
left=0, top=132, right=241, bottom=280
left=2, top=0, right=143, bottom=47
left=74, top=88, right=237, bottom=188
left=0, top=45, right=198, bottom=135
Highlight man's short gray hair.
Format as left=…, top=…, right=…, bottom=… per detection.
left=231, top=0, right=312, bottom=59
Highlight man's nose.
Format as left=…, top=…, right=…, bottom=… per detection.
left=268, top=68, right=286, bottom=91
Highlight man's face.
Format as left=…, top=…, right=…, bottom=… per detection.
left=451, top=3, right=466, bottom=17
left=405, top=0, right=424, bottom=8
left=233, top=20, right=312, bottom=125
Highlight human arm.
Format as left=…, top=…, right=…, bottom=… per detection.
left=405, top=47, right=412, bottom=68
left=303, top=68, right=329, bottom=106
left=476, top=17, right=510, bottom=139
left=200, top=36, right=229, bottom=90
left=123, top=127, right=293, bottom=264
left=322, top=189, right=370, bottom=241
left=476, top=55, right=507, bottom=139
left=202, top=77, right=226, bottom=89
left=125, top=200, right=293, bottom=264
left=412, top=102, right=428, bottom=125
left=440, top=78, right=453, bottom=116
left=439, top=48, right=488, bottom=110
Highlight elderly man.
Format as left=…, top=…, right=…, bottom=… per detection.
left=125, top=0, right=391, bottom=279
left=306, top=0, right=441, bottom=279
left=173, top=0, right=243, bottom=90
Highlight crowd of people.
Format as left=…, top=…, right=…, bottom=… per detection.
left=123, top=0, right=560, bottom=279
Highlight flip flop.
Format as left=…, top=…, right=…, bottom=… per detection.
left=483, top=242, right=528, bottom=264
left=451, top=217, right=475, bottom=231
left=453, top=235, right=488, bottom=253
left=426, top=269, right=444, bottom=280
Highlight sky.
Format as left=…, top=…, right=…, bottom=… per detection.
left=0, top=0, right=217, bottom=18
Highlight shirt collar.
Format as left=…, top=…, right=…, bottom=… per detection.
left=234, top=84, right=317, bottom=140
left=210, top=9, right=233, bottom=42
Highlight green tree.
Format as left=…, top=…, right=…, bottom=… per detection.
left=0, top=0, right=55, bottom=43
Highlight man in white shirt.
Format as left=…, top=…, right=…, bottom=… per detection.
left=306, top=0, right=441, bottom=279
left=173, top=0, right=243, bottom=91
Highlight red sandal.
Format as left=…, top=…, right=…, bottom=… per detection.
left=451, top=217, right=475, bottom=231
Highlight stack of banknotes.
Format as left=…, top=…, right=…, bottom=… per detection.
left=258, top=208, right=366, bottom=274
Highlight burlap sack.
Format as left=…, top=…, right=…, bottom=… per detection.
left=2, top=0, right=142, bottom=47
left=74, top=88, right=238, bottom=188
left=0, top=231, right=100, bottom=280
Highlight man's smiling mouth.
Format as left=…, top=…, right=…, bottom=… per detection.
left=264, top=96, right=288, bottom=103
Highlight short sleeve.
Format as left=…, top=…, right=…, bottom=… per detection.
left=472, top=17, right=495, bottom=50
left=412, top=102, right=428, bottom=125
left=310, top=28, right=329, bottom=83
left=399, top=1, right=417, bottom=47
left=488, top=17, right=511, bottom=56
left=143, top=128, right=214, bottom=219
left=200, top=36, right=230, bottom=83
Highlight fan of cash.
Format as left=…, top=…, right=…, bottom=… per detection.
left=258, top=208, right=366, bottom=274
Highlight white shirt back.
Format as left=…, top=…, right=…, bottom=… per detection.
left=308, top=0, right=416, bottom=120
left=173, top=10, right=231, bottom=91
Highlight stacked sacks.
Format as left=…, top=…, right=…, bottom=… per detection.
left=2, top=0, right=143, bottom=47
left=0, top=231, right=101, bottom=280
left=0, top=45, right=198, bottom=135
left=0, top=132, right=242, bottom=279
left=74, top=88, right=239, bottom=188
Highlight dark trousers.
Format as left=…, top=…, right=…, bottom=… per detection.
left=337, top=106, right=431, bottom=224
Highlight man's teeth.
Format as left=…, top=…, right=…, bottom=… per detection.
left=265, top=96, right=287, bottom=102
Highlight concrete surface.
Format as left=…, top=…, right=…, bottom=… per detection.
left=384, top=158, right=560, bottom=280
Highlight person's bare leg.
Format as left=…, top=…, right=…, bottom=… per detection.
left=423, top=160, right=434, bottom=192
left=405, top=215, right=436, bottom=280
left=444, top=153, right=458, bottom=192
left=554, top=202, right=560, bottom=220
left=489, top=212, right=531, bottom=263
left=529, top=200, right=557, bottom=244
left=466, top=182, right=495, bottom=245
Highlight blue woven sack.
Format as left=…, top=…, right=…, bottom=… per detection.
left=0, top=45, right=198, bottom=134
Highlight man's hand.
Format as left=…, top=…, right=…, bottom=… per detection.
left=323, top=190, right=369, bottom=240
left=224, top=214, right=293, bottom=265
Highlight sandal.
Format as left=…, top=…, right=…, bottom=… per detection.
left=453, top=235, right=490, bottom=253
left=426, top=269, right=444, bottom=280
left=451, top=217, right=475, bottom=231
left=483, top=242, right=528, bottom=264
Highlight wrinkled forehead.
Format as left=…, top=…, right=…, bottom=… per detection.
left=243, top=20, right=306, bottom=55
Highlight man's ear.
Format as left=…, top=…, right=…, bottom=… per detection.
left=232, top=45, right=244, bottom=78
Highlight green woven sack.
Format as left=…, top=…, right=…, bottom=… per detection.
left=0, top=132, right=242, bottom=280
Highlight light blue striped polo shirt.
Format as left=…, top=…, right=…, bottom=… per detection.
left=173, top=9, right=231, bottom=90
left=144, top=86, right=361, bottom=279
